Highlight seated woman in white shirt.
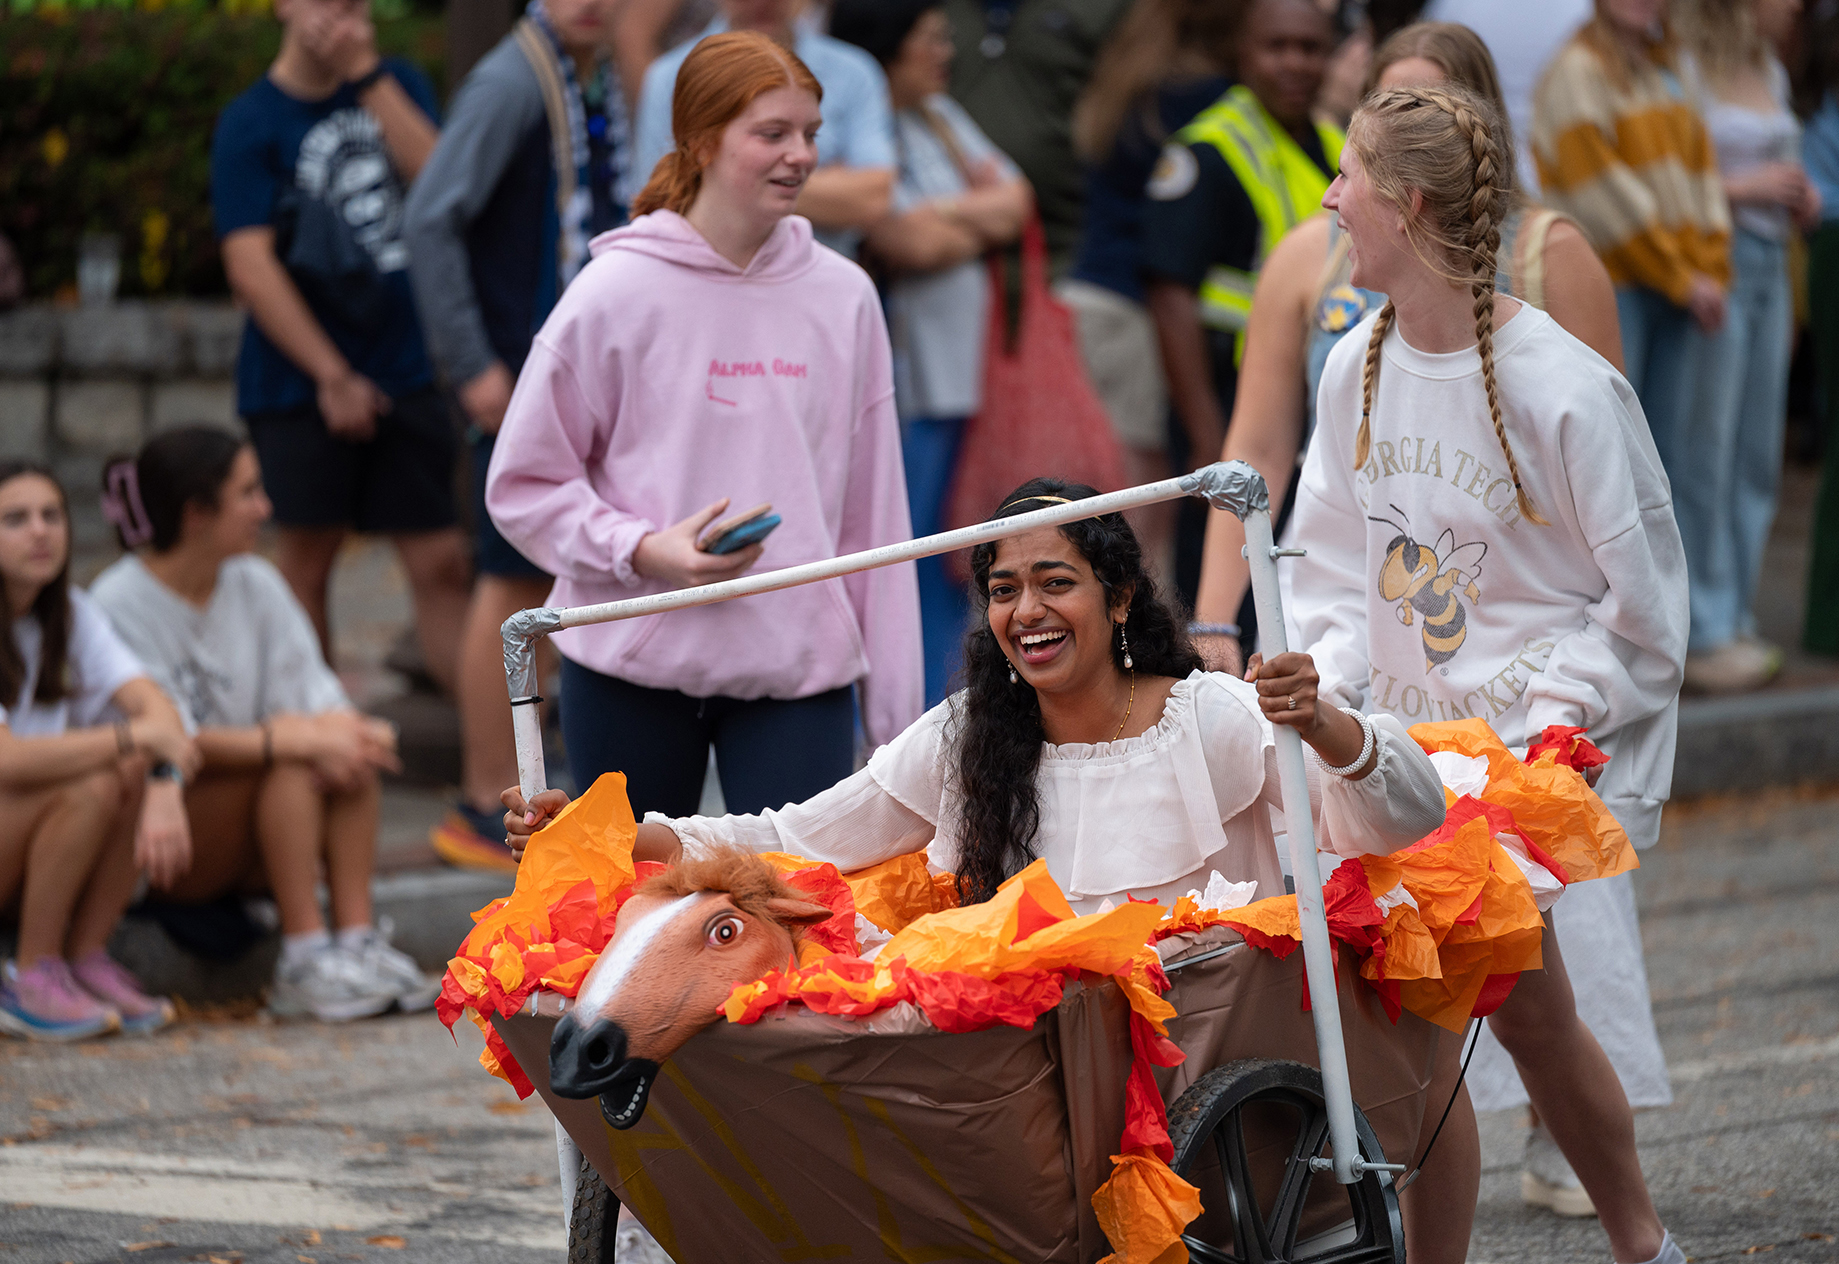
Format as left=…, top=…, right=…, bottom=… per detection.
left=91, top=428, right=436, bottom=1023
left=0, top=461, right=197, bottom=1041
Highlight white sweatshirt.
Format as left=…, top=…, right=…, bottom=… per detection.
left=1284, top=304, right=1687, bottom=847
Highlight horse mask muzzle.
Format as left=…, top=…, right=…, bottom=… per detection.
left=549, top=1012, right=660, bottom=1129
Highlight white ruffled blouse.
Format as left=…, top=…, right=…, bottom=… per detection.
left=649, top=671, right=1447, bottom=915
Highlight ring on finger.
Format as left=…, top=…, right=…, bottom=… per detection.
left=1287, top=694, right=1298, bottom=710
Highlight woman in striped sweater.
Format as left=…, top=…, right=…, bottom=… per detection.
left=1531, top=0, right=1731, bottom=469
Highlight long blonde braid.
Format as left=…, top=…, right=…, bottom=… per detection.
left=1355, top=300, right=1394, bottom=470
left=1346, top=85, right=1547, bottom=525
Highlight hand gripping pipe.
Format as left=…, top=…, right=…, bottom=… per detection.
left=501, top=460, right=1371, bottom=1185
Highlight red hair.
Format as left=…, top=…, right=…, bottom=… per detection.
left=632, top=31, right=824, bottom=218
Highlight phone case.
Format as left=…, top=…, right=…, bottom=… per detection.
left=705, top=513, right=781, bottom=555
left=698, top=502, right=773, bottom=552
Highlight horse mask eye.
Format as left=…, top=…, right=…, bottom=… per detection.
left=707, top=916, right=744, bottom=947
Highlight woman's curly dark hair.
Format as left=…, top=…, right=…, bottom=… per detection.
left=949, top=477, right=1202, bottom=904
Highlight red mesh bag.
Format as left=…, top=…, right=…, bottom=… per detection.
left=944, top=216, right=1128, bottom=551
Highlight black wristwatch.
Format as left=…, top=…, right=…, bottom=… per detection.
left=349, top=63, right=389, bottom=95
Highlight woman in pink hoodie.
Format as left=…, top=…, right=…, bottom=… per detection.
left=486, top=31, right=922, bottom=818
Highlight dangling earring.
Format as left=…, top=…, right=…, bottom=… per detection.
left=1009, top=664, right=1019, bottom=684
left=1119, top=622, right=1133, bottom=670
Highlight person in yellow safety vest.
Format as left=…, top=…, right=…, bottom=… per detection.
left=1142, top=0, right=1338, bottom=610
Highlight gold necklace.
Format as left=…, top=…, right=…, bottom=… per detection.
left=1112, top=670, right=1136, bottom=742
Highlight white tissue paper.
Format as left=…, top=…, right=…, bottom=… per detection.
left=854, top=913, right=894, bottom=962
left=1184, top=870, right=1259, bottom=913
left=1428, top=750, right=1491, bottom=800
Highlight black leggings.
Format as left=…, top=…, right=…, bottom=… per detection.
left=559, top=657, right=857, bottom=820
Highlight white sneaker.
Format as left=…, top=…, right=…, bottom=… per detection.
left=1521, top=1121, right=1596, bottom=1218
left=269, top=944, right=396, bottom=1022
left=1683, top=639, right=1782, bottom=694
left=346, top=919, right=440, bottom=1014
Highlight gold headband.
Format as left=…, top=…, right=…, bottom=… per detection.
left=997, top=494, right=1072, bottom=513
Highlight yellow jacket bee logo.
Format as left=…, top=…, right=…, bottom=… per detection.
left=1370, top=506, right=1486, bottom=672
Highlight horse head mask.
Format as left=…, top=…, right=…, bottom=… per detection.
left=547, top=847, right=830, bottom=1128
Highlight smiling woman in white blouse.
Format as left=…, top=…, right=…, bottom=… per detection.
left=509, top=476, right=1447, bottom=910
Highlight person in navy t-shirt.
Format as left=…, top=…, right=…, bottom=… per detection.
left=210, top=0, right=470, bottom=689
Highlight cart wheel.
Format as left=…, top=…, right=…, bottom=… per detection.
left=568, top=1154, right=617, bottom=1264
left=1166, top=1058, right=1404, bottom=1264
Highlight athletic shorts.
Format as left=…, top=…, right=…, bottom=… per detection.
left=468, top=429, right=547, bottom=580
left=244, top=387, right=459, bottom=534
left=1055, top=277, right=1169, bottom=452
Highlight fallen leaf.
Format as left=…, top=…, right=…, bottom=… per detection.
left=487, top=1101, right=528, bottom=1115
left=29, top=1097, right=67, bottom=1112
left=298, top=1257, right=317, bottom=1263
left=1743, top=1247, right=1776, bottom=1255
left=1805, top=1234, right=1835, bottom=1242
left=124, top=1244, right=176, bottom=1254
left=365, top=1237, right=405, bottom=1250
left=1755, top=1189, right=1777, bottom=1199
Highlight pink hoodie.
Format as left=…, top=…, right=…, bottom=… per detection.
left=486, top=211, right=923, bottom=747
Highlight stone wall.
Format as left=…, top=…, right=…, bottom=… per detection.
left=0, top=300, right=245, bottom=558
left=0, top=300, right=245, bottom=455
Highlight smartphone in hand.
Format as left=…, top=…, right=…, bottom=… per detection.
left=698, top=502, right=782, bottom=555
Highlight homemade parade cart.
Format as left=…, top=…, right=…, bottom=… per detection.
left=448, top=463, right=1591, bottom=1263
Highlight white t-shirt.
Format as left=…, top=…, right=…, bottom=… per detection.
left=648, top=671, right=1447, bottom=915
left=88, top=554, right=348, bottom=729
left=1, top=588, right=147, bottom=737
left=1284, top=304, right=1688, bottom=847
left=887, top=95, right=1019, bottom=421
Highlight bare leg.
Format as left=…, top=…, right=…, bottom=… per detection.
left=63, top=763, right=148, bottom=958
left=1401, top=1025, right=1480, bottom=1264
left=7, top=769, right=125, bottom=965
left=458, top=574, right=553, bottom=814
left=390, top=527, right=472, bottom=695
left=322, top=770, right=379, bottom=932
left=1487, top=915, right=1664, bottom=1262
left=245, top=762, right=333, bottom=937
left=276, top=526, right=349, bottom=658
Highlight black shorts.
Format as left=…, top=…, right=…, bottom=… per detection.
left=245, top=387, right=460, bottom=534
left=468, top=429, right=547, bottom=579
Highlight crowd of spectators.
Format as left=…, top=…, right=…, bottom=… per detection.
left=3, top=0, right=1837, bottom=1052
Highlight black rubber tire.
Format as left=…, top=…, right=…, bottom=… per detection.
left=1166, top=1058, right=1405, bottom=1264
left=567, top=1153, right=618, bottom=1264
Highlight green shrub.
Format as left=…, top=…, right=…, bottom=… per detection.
left=0, top=8, right=444, bottom=299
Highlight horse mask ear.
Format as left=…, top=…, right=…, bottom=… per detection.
left=765, top=897, right=833, bottom=927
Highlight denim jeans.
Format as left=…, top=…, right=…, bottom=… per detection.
left=1615, top=284, right=1700, bottom=474
left=901, top=415, right=971, bottom=706
left=1805, top=222, right=1839, bottom=655
left=1674, top=231, right=1793, bottom=650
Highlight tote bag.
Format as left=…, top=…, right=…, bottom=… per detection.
left=943, top=217, right=1128, bottom=548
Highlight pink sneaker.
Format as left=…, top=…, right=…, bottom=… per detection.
left=0, top=957, right=121, bottom=1041
left=72, top=950, right=174, bottom=1035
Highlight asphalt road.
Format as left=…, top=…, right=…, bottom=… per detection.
left=3, top=789, right=1836, bottom=1264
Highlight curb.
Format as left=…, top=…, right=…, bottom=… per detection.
left=1672, top=685, right=1839, bottom=798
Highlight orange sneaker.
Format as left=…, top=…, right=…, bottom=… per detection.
left=430, top=806, right=520, bottom=873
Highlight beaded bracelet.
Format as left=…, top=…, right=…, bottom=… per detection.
left=1188, top=621, right=1242, bottom=639
left=1313, top=706, right=1376, bottom=778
